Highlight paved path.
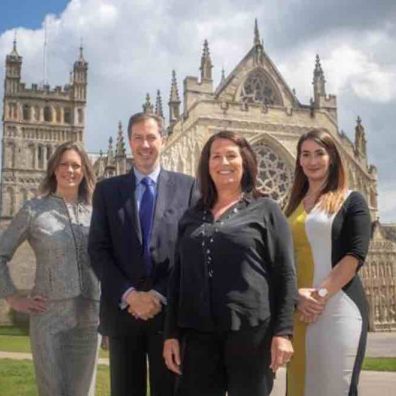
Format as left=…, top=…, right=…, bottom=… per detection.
left=271, top=368, right=396, bottom=396
left=0, top=351, right=109, bottom=366
left=366, top=332, right=396, bottom=357
left=1, top=331, right=395, bottom=395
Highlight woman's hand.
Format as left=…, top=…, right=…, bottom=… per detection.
left=297, top=288, right=326, bottom=320
left=270, top=336, right=294, bottom=372
left=6, top=294, right=47, bottom=314
left=163, top=338, right=182, bottom=375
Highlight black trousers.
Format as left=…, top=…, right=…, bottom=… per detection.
left=109, top=313, right=175, bottom=396
left=176, top=319, right=274, bottom=396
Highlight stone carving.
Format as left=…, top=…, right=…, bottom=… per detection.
left=241, top=69, right=282, bottom=106
left=253, top=142, right=294, bottom=205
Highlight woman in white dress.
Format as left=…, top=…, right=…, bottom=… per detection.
left=285, top=129, right=371, bottom=396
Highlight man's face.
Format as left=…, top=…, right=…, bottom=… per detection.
left=129, top=118, right=164, bottom=175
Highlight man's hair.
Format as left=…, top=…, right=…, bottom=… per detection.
left=127, top=112, right=163, bottom=139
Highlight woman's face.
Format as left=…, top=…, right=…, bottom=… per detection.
left=209, top=138, right=244, bottom=192
left=299, top=139, right=331, bottom=183
left=54, top=149, right=84, bottom=193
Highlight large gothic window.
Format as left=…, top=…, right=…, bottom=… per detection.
left=241, top=70, right=282, bottom=106
left=253, top=142, right=293, bottom=205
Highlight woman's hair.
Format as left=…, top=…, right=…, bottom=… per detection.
left=285, top=129, right=348, bottom=217
left=197, top=130, right=261, bottom=208
left=39, top=141, right=96, bottom=204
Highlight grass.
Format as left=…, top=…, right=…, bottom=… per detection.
left=0, top=332, right=109, bottom=358
left=0, top=326, right=394, bottom=396
left=2, top=331, right=395, bottom=371
left=0, top=325, right=29, bottom=336
left=0, top=357, right=394, bottom=396
left=0, top=335, right=31, bottom=353
left=362, top=357, right=396, bottom=372
left=0, top=359, right=110, bottom=396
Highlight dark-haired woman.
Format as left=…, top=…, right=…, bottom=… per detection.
left=285, top=129, right=371, bottom=396
left=0, top=142, right=100, bottom=396
left=163, top=131, right=297, bottom=396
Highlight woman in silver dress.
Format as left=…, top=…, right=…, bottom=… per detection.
left=0, top=142, right=100, bottom=396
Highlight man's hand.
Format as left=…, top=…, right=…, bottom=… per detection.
left=101, top=336, right=109, bottom=350
left=270, top=336, right=294, bottom=372
left=6, top=294, right=47, bottom=314
left=297, top=288, right=326, bottom=321
left=163, top=338, right=182, bottom=375
left=126, top=291, right=161, bottom=320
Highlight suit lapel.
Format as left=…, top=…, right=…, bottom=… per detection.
left=119, top=170, right=142, bottom=244
left=151, top=169, right=174, bottom=239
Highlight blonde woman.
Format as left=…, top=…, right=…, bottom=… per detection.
left=0, top=142, right=100, bottom=396
left=285, top=130, right=371, bottom=396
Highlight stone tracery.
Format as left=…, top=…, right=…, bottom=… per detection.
left=253, top=142, right=293, bottom=205
left=241, top=69, right=282, bottom=106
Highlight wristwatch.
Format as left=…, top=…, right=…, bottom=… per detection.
left=317, top=287, right=329, bottom=298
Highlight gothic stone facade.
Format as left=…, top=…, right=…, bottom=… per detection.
left=158, top=24, right=396, bottom=331
left=0, top=41, right=87, bottom=219
left=0, top=42, right=88, bottom=322
left=1, top=25, right=395, bottom=330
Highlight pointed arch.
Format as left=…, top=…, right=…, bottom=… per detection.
left=251, top=137, right=294, bottom=206
left=239, top=68, right=283, bottom=106
left=44, top=106, right=52, bottom=122
left=23, top=104, right=30, bottom=121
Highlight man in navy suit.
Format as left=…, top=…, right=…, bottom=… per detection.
left=88, top=112, right=195, bottom=396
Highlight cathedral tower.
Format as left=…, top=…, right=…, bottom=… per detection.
left=0, top=43, right=88, bottom=219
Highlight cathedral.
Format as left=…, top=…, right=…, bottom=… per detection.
left=1, top=21, right=395, bottom=330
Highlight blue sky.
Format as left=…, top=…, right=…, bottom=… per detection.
left=0, top=0, right=69, bottom=32
left=0, top=0, right=395, bottom=222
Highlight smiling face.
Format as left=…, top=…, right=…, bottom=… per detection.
left=299, top=139, right=331, bottom=184
left=54, top=149, right=84, bottom=195
left=129, top=117, right=163, bottom=175
left=209, top=138, right=244, bottom=192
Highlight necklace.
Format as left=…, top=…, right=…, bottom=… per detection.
left=303, top=191, right=321, bottom=213
left=211, top=193, right=243, bottom=221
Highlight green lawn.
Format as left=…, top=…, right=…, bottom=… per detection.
left=0, top=326, right=394, bottom=395
left=0, top=333, right=109, bottom=358
left=363, top=357, right=396, bottom=372
left=0, top=335, right=31, bottom=353
left=0, top=325, right=28, bottom=336
left=0, top=357, right=395, bottom=396
left=0, top=359, right=110, bottom=396
left=2, top=332, right=396, bottom=371
left=1, top=330, right=396, bottom=370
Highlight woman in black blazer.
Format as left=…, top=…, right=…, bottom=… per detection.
left=163, top=131, right=297, bottom=396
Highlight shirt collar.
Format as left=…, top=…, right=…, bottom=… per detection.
left=133, top=166, right=161, bottom=185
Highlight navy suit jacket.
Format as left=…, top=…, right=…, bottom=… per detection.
left=88, top=168, right=195, bottom=335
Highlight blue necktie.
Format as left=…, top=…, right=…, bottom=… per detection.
left=139, top=177, right=155, bottom=276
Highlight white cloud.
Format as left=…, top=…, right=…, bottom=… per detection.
left=277, top=29, right=396, bottom=104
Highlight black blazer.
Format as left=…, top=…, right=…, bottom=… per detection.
left=88, top=168, right=195, bottom=335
